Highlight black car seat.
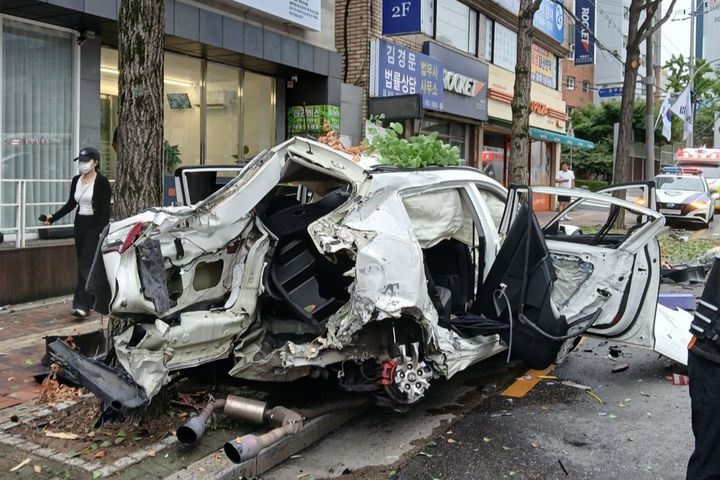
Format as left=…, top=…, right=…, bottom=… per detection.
left=424, top=239, right=474, bottom=315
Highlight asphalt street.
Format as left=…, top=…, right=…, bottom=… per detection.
left=265, top=338, right=693, bottom=480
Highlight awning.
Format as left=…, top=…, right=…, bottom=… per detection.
left=529, top=127, right=594, bottom=149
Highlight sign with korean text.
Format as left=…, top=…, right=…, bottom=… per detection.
left=287, top=105, right=340, bottom=135
left=598, top=87, right=622, bottom=97
left=574, top=0, right=595, bottom=65
left=531, top=44, right=557, bottom=89
left=423, top=42, right=488, bottom=120
left=370, top=39, right=444, bottom=110
left=382, top=0, right=432, bottom=36
left=493, top=0, right=564, bottom=43
left=230, top=0, right=320, bottom=31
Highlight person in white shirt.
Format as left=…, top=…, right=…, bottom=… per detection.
left=555, top=161, right=575, bottom=213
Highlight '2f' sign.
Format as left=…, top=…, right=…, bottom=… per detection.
left=391, top=1, right=412, bottom=17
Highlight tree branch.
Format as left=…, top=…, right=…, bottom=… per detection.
left=637, top=0, right=677, bottom=43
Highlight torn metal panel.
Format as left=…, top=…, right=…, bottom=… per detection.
left=654, top=304, right=693, bottom=365
left=551, top=254, right=595, bottom=308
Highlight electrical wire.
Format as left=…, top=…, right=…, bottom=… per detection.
left=494, top=287, right=514, bottom=363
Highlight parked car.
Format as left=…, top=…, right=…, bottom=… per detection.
left=54, top=137, right=681, bottom=416
left=655, top=167, right=715, bottom=227
left=675, top=148, right=720, bottom=210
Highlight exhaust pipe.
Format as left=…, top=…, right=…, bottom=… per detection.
left=224, top=406, right=302, bottom=463
left=176, top=398, right=226, bottom=445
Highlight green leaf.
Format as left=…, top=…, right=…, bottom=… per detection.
left=93, top=470, right=103, bottom=479
left=483, top=437, right=493, bottom=443
left=67, top=450, right=80, bottom=458
left=24, top=359, right=33, bottom=366
left=116, top=429, right=127, bottom=438
left=100, top=440, right=112, bottom=448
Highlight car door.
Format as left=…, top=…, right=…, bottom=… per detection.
left=499, top=184, right=665, bottom=349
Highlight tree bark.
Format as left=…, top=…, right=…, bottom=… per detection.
left=115, top=0, right=165, bottom=218
left=509, top=0, right=543, bottom=185
left=108, top=1, right=165, bottom=368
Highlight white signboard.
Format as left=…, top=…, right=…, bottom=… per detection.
left=231, top=0, right=321, bottom=31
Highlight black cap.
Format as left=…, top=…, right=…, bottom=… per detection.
left=73, top=147, right=100, bottom=162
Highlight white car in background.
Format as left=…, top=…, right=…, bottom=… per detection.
left=655, top=168, right=715, bottom=227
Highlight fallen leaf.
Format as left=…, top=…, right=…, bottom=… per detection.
left=561, top=380, right=591, bottom=391
left=34, top=465, right=41, bottom=473
left=611, top=363, right=629, bottom=373
left=483, top=437, right=493, bottom=443
left=502, top=446, right=511, bottom=451
left=148, top=450, right=156, bottom=457
left=7, top=377, right=14, bottom=382
left=640, top=392, right=651, bottom=397
left=618, top=403, right=626, bottom=408
left=446, top=430, right=453, bottom=435
left=416, top=451, right=433, bottom=458
left=45, top=431, right=79, bottom=440
left=94, top=451, right=105, bottom=459
left=531, top=442, right=540, bottom=448
left=9, top=458, right=31, bottom=472
left=24, top=359, right=33, bottom=366
left=116, top=429, right=127, bottom=438
left=447, top=438, right=460, bottom=444
left=93, top=471, right=103, bottom=479
left=100, top=440, right=112, bottom=448
left=67, top=450, right=80, bottom=459
left=609, top=414, right=618, bottom=419
left=114, top=437, right=125, bottom=445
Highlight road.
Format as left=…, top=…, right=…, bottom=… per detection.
left=264, top=338, right=693, bottom=480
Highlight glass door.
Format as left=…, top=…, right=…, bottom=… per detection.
left=206, top=63, right=241, bottom=165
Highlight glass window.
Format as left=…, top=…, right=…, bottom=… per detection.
left=491, top=22, right=517, bottom=71
left=164, top=53, right=202, bottom=167
left=1, top=19, right=75, bottom=230
left=435, top=0, right=478, bottom=55
left=485, top=18, right=494, bottom=62
left=582, top=80, right=590, bottom=93
left=566, top=76, right=575, bottom=90
left=242, top=71, right=276, bottom=161
left=100, top=48, right=119, bottom=179
left=421, top=118, right=470, bottom=161
left=206, top=63, right=241, bottom=165
left=482, top=131, right=507, bottom=185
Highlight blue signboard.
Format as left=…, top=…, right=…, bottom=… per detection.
left=370, top=39, right=444, bottom=110
left=574, top=0, right=595, bottom=65
left=598, top=87, right=623, bottom=97
left=383, top=0, right=422, bottom=35
left=494, top=0, right=564, bottom=43
left=423, top=42, right=488, bottom=121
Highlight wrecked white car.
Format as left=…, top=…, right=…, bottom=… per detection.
left=51, top=137, right=676, bottom=416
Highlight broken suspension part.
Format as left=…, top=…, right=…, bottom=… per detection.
left=382, top=343, right=432, bottom=405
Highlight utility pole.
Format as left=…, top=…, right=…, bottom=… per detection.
left=645, top=13, right=655, bottom=179
left=688, top=2, right=696, bottom=148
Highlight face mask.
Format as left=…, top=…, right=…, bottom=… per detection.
left=78, top=161, right=93, bottom=175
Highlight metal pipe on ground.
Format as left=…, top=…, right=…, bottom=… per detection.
left=176, top=398, right=226, bottom=445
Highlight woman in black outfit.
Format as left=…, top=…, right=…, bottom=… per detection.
left=43, top=147, right=112, bottom=318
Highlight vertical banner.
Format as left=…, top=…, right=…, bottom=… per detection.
left=574, top=0, right=595, bottom=65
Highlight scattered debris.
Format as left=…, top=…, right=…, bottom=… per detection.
left=447, top=438, right=461, bottom=445
left=531, top=442, right=540, bottom=448
left=490, top=411, right=513, bottom=418
left=45, top=431, right=79, bottom=440
left=558, top=459, right=569, bottom=476
left=586, top=390, right=604, bottom=405
left=483, top=437, right=493, bottom=443
left=39, top=363, right=84, bottom=405
left=9, top=458, right=31, bottom=472
left=672, top=374, right=691, bottom=386
left=612, top=363, right=629, bottom=373
left=609, top=346, right=622, bottom=358
left=561, top=381, right=591, bottom=391
left=34, top=465, right=42, bottom=473
left=598, top=412, right=608, bottom=416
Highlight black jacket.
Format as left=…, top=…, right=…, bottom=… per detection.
left=52, top=173, right=112, bottom=230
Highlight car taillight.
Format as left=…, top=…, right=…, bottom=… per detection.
left=119, top=222, right=145, bottom=254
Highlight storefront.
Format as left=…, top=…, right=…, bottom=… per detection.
left=0, top=0, right=341, bottom=234
left=368, top=39, right=489, bottom=167
left=485, top=64, right=574, bottom=211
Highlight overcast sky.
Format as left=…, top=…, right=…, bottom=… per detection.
left=661, top=0, right=692, bottom=63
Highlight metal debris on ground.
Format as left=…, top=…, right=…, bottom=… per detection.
left=672, top=374, right=691, bottom=386
left=611, top=363, right=630, bottom=373
left=609, top=346, right=622, bottom=358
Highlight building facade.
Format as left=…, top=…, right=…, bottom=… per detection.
left=337, top=0, right=573, bottom=210
left=592, top=0, right=662, bottom=105
left=0, top=0, right=356, bottom=235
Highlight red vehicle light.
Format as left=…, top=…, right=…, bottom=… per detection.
left=119, top=222, right=145, bottom=255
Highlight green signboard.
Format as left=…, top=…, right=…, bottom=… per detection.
left=287, top=105, right=340, bottom=135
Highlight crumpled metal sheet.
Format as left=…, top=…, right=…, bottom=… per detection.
left=115, top=325, right=171, bottom=399
left=137, top=238, right=175, bottom=313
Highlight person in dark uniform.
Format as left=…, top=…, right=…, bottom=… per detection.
left=43, top=147, right=112, bottom=318
left=687, top=257, right=720, bottom=479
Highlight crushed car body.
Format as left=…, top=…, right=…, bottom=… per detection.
left=54, top=137, right=686, bottom=415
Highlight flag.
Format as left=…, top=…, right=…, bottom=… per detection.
left=671, top=86, right=694, bottom=141
left=658, top=94, right=672, bottom=141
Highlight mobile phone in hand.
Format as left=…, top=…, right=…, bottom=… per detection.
left=38, top=214, right=47, bottom=222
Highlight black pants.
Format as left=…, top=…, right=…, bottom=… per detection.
left=73, top=215, right=100, bottom=311
left=688, top=349, right=720, bottom=480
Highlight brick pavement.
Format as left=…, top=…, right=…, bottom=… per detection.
left=0, top=298, right=102, bottom=410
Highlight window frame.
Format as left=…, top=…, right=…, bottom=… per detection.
left=433, top=0, right=480, bottom=56
left=566, top=76, right=575, bottom=90
left=582, top=80, right=590, bottom=93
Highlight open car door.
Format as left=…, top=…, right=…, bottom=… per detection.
left=500, top=185, right=665, bottom=351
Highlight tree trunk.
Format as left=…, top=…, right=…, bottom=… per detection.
left=613, top=0, right=643, bottom=186
left=509, top=0, right=542, bottom=185
left=115, top=0, right=165, bottom=219
left=108, top=1, right=165, bottom=365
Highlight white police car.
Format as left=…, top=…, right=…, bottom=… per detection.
left=655, top=167, right=716, bottom=227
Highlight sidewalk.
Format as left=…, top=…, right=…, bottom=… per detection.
left=0, top=297, right=102, bottom=410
